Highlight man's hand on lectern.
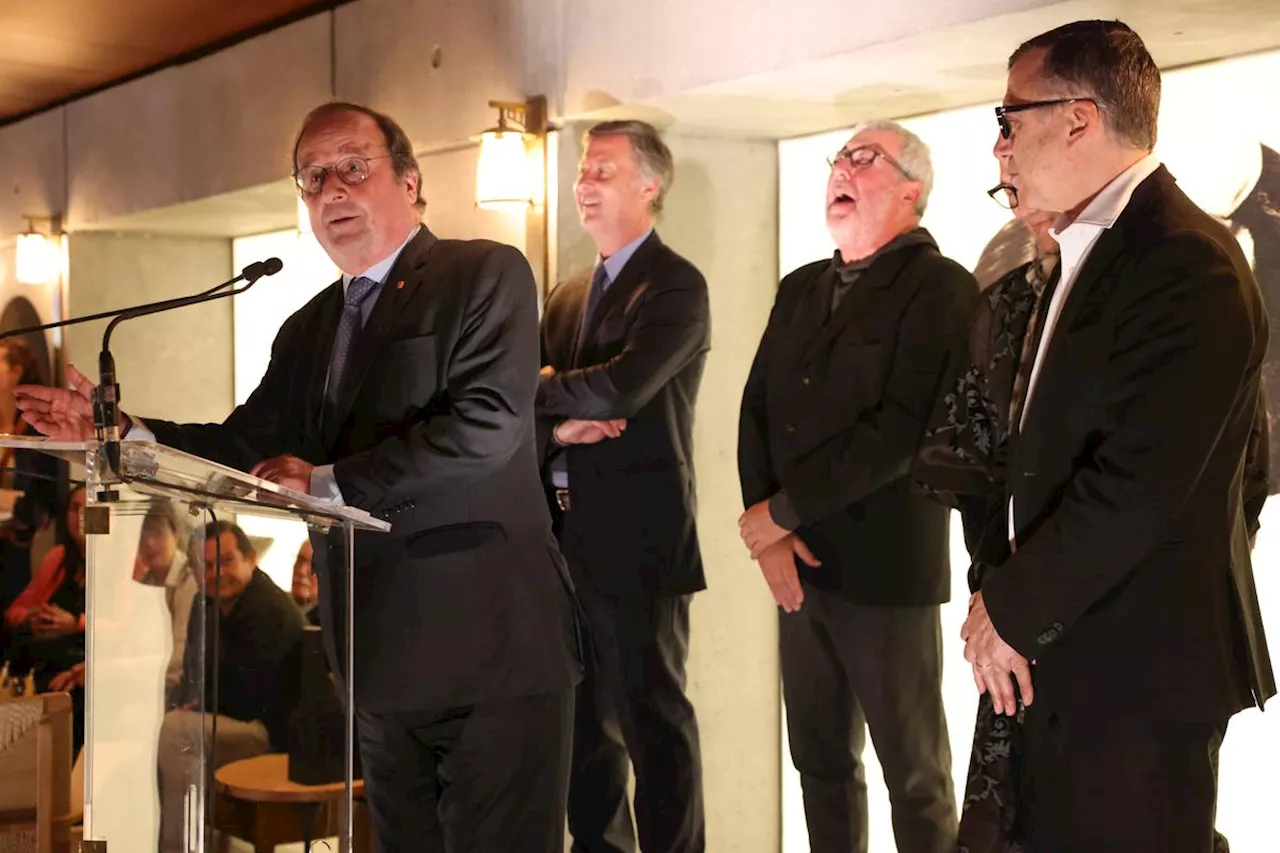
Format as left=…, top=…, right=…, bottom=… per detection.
left=14, top=363, right=104, bottom=441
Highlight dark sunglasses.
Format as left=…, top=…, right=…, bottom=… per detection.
left=994, top=98, right=1096, bottom=139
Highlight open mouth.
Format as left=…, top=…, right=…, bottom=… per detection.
left=829, top=192, right=856, bottom=207
left=324, top=208, right=362, bottom=227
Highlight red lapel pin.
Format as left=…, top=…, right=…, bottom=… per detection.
left=396, top=280, right=405, bottom=290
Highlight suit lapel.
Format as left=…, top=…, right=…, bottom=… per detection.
left=555, top=272, right=590, bottom=368
left=794, top=265, right=833, bottom=343
left=306, top=282, right=344, bottom=444
left=1022, top=170, right=1169, bottom=429
left=577, top=232, right=662, bottom=360
left=327, top=227, right=438, bottom=444
left=804, top=246, right=919, bottom=364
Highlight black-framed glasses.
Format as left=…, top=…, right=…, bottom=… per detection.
left=827, top=145, right=917, bottom=181
left=994, top=98, right=1096, bottom=139
left=294, top=154, right=392, bottom=194
left=987, top=182, right=1019, bottom=210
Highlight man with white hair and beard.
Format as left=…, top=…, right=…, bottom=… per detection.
left=738, top=119, right=976, bottom=853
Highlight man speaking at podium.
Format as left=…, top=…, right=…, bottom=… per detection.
left=15, top=102, right=580, bottom=853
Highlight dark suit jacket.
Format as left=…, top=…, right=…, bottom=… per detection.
left=984, top=166, right=1276, bottom=724
left=738, top=234, right=977, bottom=605
left=147, top=227, right=580, bottom=713
left=537, top=232, right=710, bottom=597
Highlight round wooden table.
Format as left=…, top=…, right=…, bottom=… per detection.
left=214, top=754, right=367, bottom=853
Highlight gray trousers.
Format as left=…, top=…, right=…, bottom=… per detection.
left=156, top=710, right=271, bottom=853
left=780, top=583, right=956, bottom=853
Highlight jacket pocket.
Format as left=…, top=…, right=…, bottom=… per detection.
left=405, top=521, right=507, bottom=559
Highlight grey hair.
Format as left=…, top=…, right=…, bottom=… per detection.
left=583, top=120, right=675, bottom=213
left=293, top=101, right=425, bottom=211
left=851, top=118, right=934, bottom=217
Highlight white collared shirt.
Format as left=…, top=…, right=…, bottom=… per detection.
left=1009, top=153, right=1162, bottom=544
left=1018, top=154, right=1162, bottom=429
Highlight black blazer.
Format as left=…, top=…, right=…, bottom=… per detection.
left=738, top=235, right=977, bottom=605
left=147, top=228, right=580, bottom=713
left=984, top=167, right=1276, bottom=724
left=537, top=232, right=710, bottom=597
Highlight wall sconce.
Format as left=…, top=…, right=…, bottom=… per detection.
left=476, top=96, right=547, bottom=209
left=15, top=214, right=64, bottom=286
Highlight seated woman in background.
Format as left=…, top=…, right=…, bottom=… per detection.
left=4, top=486, right=87, bottom=753
left=0, top=338, right=63, bottom=659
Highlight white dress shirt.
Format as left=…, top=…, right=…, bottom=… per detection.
left=1009, top=154, right=1162, bottom=544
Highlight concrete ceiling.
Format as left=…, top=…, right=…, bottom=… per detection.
left=578, top=0, right=1280, bottom=139
left=79, top=0, right=1280, bottom=236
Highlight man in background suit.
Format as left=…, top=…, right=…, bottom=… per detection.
left=538, top=120, right=710, bottom=853
left=738, top=119, right=975, bottom=853
left=962, top=21, right=1275, bottom=852
left=16, top=101, right=580, bottom=853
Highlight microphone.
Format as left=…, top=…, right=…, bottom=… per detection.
left=242, top=257, right=284, bottom=283
left=91, top=258, right=284, bottom=479
left=0, top=258, right=285, bottom=343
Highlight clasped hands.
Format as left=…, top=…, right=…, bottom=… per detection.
left=28, top=603, right=78, bottom=635
left=738, top=499, right=820, bottom=613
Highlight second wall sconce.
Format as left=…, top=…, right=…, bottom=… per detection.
left=15, top=214, right=64, bottom=286
left=476, top=96, right=548, bottom=209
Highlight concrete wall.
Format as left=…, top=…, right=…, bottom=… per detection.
left=557, top=124, right=783, bottom=850
left=556, top=0, right=1052, bottom=113
left=0, top=0, right=1090, bottom=237
left=65, top=15, right=332, bottom=227
left=64, top=232, right=233, bottom=424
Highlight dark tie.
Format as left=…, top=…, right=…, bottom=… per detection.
left=576, top=264, right=610, bottom=351
left=327, top=275, right=380, bottom=401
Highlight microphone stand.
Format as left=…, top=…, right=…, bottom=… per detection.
left=0, top=258, right=284, bottom=492
left=93, top=258, right=283, bottom=485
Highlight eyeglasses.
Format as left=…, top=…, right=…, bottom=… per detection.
left=294, top=154, right=392, bottom=195
left=994, top=98, right=1096, bottom=139
left=827, top=145, right=916, bottom=181
left=987, top=182, right=1019, bottom=210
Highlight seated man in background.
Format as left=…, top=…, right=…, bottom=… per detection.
left=290, top=539, right=320, bottom=626
left=157, top=520, right=304, bottom=853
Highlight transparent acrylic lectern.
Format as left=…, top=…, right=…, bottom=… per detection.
left=0, top=435, right=388, bottom=853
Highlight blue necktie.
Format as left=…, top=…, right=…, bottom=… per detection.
left=327, top=276, right=379, bottom=401
left=576, top=264, right=609, bottom=351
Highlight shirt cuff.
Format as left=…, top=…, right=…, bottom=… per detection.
left=768, top=490, right=801, bottom=531
left=124, top=416, right=156, bottom=443
left=309, top=465, right=346, bottom=506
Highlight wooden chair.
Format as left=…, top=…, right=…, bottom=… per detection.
left=0, top=693, right=73, bottom=853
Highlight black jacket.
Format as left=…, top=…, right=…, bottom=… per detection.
left=739, top=233, right=977, bottom=605
left=537, top=232, right=710, bottom=597
left=985, top=167, right=1275, bottom=723
left=148, top=228, right=581, bottom=713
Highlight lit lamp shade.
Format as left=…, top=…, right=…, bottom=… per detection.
left=476, top=130, right=533, bottom=209
left=15, top=231, right=60, bottom=286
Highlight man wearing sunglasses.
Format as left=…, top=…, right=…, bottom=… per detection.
left=959, top=21, right=1274, bottom=852
left=16, top=102, right=580, bottom=853
left=738, top=119, right=975, bottom=853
